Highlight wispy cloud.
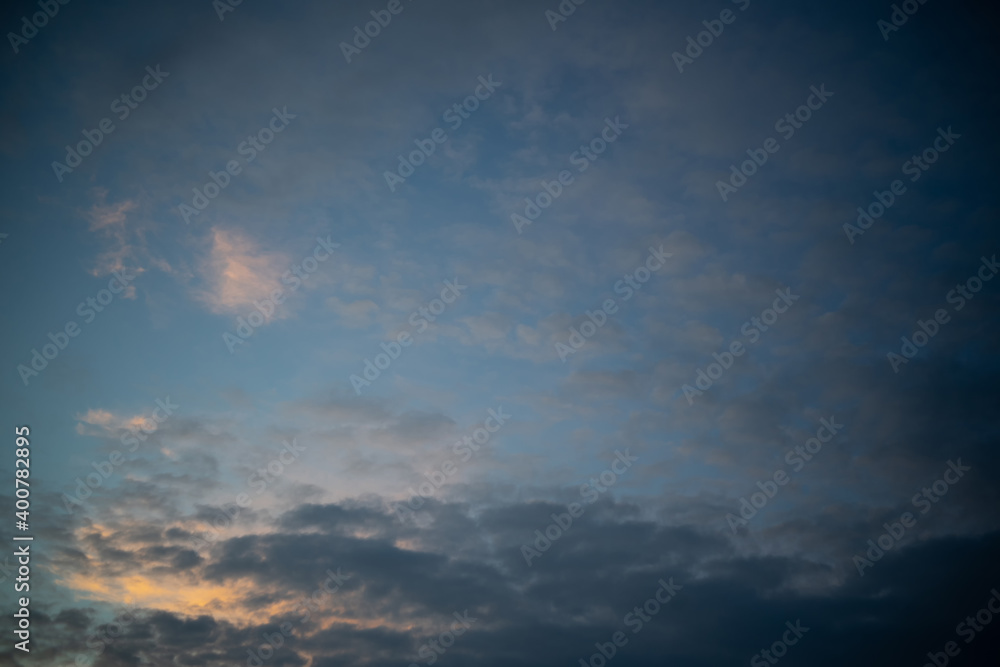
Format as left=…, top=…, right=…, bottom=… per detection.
left=84, top=189, right=144, bottom=287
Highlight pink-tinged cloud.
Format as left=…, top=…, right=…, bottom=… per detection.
left=194, top=227, right=290, bottom=317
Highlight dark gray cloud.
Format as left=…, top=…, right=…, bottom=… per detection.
left=9, top=491, right=1000, bottom=666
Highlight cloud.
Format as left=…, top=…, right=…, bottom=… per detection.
left=83, top=189, right=145, bottom=293
left=25, top=482, right=1000, bottom=667
left=4, top=0, right=1000, bottom=665
left=193, top=227, right=290, bottom=316
left=75, top=406, right=159, bottom=437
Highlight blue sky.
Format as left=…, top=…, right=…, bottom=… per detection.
left=1, top=0, right=999, bottom=665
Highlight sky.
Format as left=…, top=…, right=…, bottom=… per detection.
left=1, top=0, right=999, bottom=665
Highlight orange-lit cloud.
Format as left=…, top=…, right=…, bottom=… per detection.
left=74, top=406, right=158, bottom=437
left=52, top=520, right=384, bottom=634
